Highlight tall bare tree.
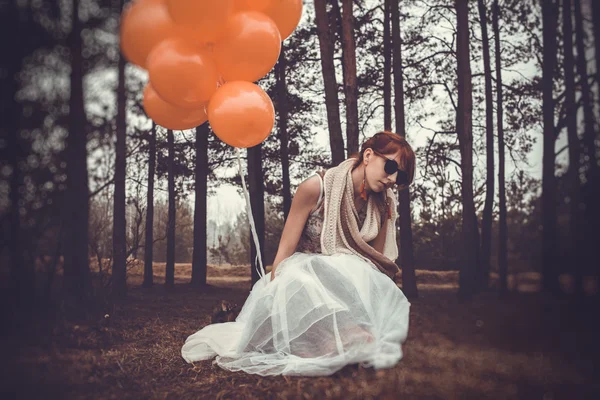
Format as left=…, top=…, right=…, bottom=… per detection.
left=456, top=0, right=478, bottom=300
left=563, top=0, right=583, bottom=295
left=574, top=0, right=598, bottom=288
left=276, top=46, right=292, bottom=219
left=541, top=0, right=560, bottom=294
left=594, top=1, right=600, bottom=81
left=165, top=129, right=175, bottom=287
left=112, top=6, right=127, bottom=296
left=592, top=0, right=600, bottom=289
left=574, top=0, right=596, bottom=178
left=63, top=0, right=91, bottom=309
left=191, top=123, right=209, bottom=287
left=143, top=123, right=156, bottom=288
left=493, top=0, right=507, bottom=295
left=477, top=0, right=494, bottom=291
left=391, top=0, right=418, bottom=299
left=4, top=1, right=32, bottom=310
left=340, top=0, right=359, bottom=156
left=383, top=0, right=392, bottom=130
left=314, top=0, right=345, bottom=165
left=248, top=145, right=265, bottom=284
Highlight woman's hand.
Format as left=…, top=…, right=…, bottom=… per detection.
left=270, top=265, right=278, bottom=281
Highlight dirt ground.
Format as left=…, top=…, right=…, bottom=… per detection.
left=1, top=262, right=599, bottom=399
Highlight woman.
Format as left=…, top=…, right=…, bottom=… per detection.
left=182, top=131, right=415, bottom=376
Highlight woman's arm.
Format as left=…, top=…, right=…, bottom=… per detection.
left=270, top=175, right=322, bottom=281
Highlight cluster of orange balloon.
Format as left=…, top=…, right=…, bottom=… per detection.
left=120, top=0, right=302, bottom=148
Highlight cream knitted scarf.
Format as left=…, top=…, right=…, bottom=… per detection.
left=320, top=158, right=399, bottom=280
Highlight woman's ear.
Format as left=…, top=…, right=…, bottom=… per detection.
left=364, top=148, right=372, bottom=164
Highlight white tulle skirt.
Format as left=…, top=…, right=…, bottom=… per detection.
left=181, top=252, right=411, bottom=376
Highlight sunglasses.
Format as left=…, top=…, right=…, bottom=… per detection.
left=372, top=150, right=410, bottom=186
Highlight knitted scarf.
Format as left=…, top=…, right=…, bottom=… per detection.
left=320, top=158, right=399, bottom=280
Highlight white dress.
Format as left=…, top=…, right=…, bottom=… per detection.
left=181, top=173, right=411, bottom=376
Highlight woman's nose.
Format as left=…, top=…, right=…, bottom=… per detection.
left=385, top=172, right=397, bottom=185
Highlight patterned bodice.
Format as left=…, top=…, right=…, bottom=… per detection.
left=296, top=172, right=368, bottom=254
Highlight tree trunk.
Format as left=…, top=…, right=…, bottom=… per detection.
left=574, top=0, right=598, bottom=287
left=165, top=129, right=175, bottom=287
left=143, top=123, right=156, bottom=288
left=247, top=146, right=265, bottom=285
left=340, top=0, right=359, bottom=156
left=314, top=0, right=345, bottom=165
left=383, top=0, right=392, bottom=131
left=563, top=0, right=583, bottom=296
left=541, top=0, right=560, bottom=294
left=112, top=29, right=127, bottom=297
left=591, top=0, right=600, bottom=288
left=276, top=45, right=292, bottom=220
left=191, top=123, right=208, bottom=287
left=63, top=0, right=91, bottom=311
left=574, top=0, right=597, bottom=175
left=330, top=0, right=345, bottom=78
left=456, top=0, right=478, bottom=301
left=593, top=1, right=600, bottom=87
left=4, top=1, right=34, bottom=310
left=493, top=0, right=508, bottom=296
left=477, top=0, right=494, bottom=292
left=391, top=0, right=417, bottom=299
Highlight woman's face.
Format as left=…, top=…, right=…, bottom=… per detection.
left=364, top=148, right=402, bottom=193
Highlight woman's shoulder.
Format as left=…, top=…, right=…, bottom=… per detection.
left=295, top=173, right=322, bottom=205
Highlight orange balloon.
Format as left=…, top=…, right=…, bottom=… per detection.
left=264, top=0, right=303, bottom=40
left=143, top=84, right=208, bottom=130
left=214, top=11, right=281, bottom=82
left=233, top=0, right=273, bottom=12
left=208, top=81, right=274, bottom=148
left=147, top=38, right=219, bottom=109
left=166, top=0, right=233, bottom=45
left=120, top=0, right=176, bottom=68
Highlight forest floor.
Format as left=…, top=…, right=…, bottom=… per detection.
left=1, top=262, right=599, bottom=399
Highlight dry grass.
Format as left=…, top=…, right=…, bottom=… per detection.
left=2, top=263, right=599, bottom=399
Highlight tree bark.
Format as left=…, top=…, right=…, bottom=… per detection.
left=574, top=0, right=598, bottom=286
left=383, top=0, right=392, bottom=131
left=165, top=129, right=175, bottom=287
left=314, top=0, right=345, bottom=165
left=456, top=0, right=478, bottom=301
left=591, top=0, right=600, bottom=288
left=593, top=1, right=600, bottom=87
left=112, top=24, right=127, bottom=297
left=143, top=123, right=156, bottom=288
left=247, top=146, right=265, bottom=285
left=63, top=0, right=91, bottom=311
left=276, top=46, right=292, bottom=220
left=191, top=123, right=208, bottom=287
left=391, top=0, right=417, bottom=299
left=563, top=0, right=583, bottom=295
left=477, top=0, right=494, bottom=292
left=541, top=0, right=560, bottom=294
left=493, top=0, right=508, bottom=296
left=340, top=0, right=359, bottom=156
left=574, top=0, right=597, bottom=176
left=391, top=0, right=406, bottom=137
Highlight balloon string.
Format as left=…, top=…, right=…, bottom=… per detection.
left=236, top=148, right=265, bottom=279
